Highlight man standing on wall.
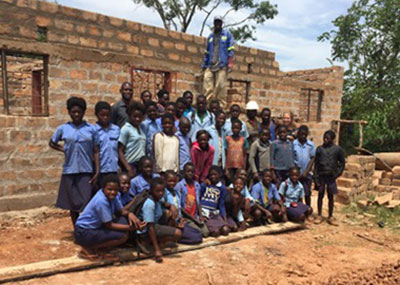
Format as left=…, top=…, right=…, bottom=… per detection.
left=202, top=16, right=234, bottom=110
left=111, top=82, right=133, bottom=128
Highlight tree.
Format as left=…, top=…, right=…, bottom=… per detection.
left=319, top=0, right=400, bottom=152
left=132, top=0, right=277, bottom=42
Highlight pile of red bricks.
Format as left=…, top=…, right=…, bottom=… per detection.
left=336, top=155, right=376, bottom=204
left=374, top=167, right=400, bottom=199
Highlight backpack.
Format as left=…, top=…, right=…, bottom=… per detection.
left=127, top=190, right=150, bottom=216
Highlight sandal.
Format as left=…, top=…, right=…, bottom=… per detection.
left=155, top=255, right=163, bottom=263
left=78, top=250, right=100, bottom=261
left=97, top=252, right=120, bottom=262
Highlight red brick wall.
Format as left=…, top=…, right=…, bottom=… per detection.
left=0, top=0, right=344, bottom=198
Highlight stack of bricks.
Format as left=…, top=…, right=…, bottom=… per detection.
left=373, top=166, right=400, bottom=199
left=336, top=155, right=376, bottom=204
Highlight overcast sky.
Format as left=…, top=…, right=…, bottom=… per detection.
left=56, top=0, right=353, bottom=71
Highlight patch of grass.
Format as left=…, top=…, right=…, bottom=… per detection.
left=341, top=203, right=400, bottom=230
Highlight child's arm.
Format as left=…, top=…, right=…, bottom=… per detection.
left=336, top=147, right=346, bottom=178
left=49, top=139, right=64, bottom=152
left=118, top=142, right=133, bottom=178
left=248, top=142, right=258, bottom=179
left=120, top=208, right=146, bottom=230
left=219, top=186, right=227, bottom=220
left=190, top=147, right=200, bottom=181
left=103, top=220, right=136, bottom=231
left=270, top=142, right=276, bottom=173
left=202, top=146, right=215, bottom=181
left=49, top=126, right=64, bottom=153
left=90, top=146, right=100, bottom=185
left=302, top=157, right=315, bottom=178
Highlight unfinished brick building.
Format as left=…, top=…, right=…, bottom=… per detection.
left=0, top=0, right=344, bottom=210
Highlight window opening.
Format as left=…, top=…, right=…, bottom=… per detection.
left=0, top=50, right=49, bottom=116
left=299, top=88, right=323, bottom=122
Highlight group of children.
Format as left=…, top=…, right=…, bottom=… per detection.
left=50, top=85, right=346, bottom=262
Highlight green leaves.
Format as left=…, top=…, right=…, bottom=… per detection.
left=320, top=0, right=400, bottom=152
left=131, top=0, right=277, bottom=43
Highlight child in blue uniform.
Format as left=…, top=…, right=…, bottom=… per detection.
left=118, top=101, right=146, bottom=178
left=118, top=172, right=131, bottom=206
left=200, top=166, right=230, bottom=237
left=279, top=167, right=313, bottom=223
left=163, top=170, right=202, bottom=244
left=251, top=169, right=287, bottom=223
left=94, top=101, right=120, bottom=187
left=176, top=162, right=209, bottom=237
left=74, top=174, right=144, bottom=261
left=129, top=156, right=158, bottom=198
left=270, top=125, right=295, bottom=186
left=49, top=97, right=100, bottom=225
left=139, top=177, right=182, bottom=263
left=141, top=101, right=162, bottom=156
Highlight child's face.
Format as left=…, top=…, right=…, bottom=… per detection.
left=197, top=97, right=207, bottom=112
left=209, top=102, right=220, bottom=114
left=141, top=159, right=153, bottom=177
left=198, top=133, right=209, bottom=150
left=166, top=105, right=176, bottom=116
left=259, top=129, right=270, bottom=143
left=262, top=171, right=273, bottom=185
left=159, top=93, right=170, bottom=106
left=147, top=105, right=158, bottom=121
left=233, top=178, right=244, bottom=193
left=152, top=184, right=165, bottom=201
left=232, top=122, right=241, bottom=136
left=230, top=106, right=240, bottom=119
left=130, top=110, right=144, bottom=127
left=179, top=121, right=191, bottom=136
left=162, top=118, right=174, bottom=135
left=261, top=110, right=271, bottom=122
left=209, top=169, right=220, bottom=185
left=119, top=175, right=130, bottom=194
left=184, top=165, right=195, bottom=181
left=103, top=182, right=119, bottom=201
left=141, top=91, right=151, bottom=103
left=323, top=134, right=334, bottom=146
left=237, top=169, right=247, bottom=181
left=246, top=110, right=257, bottom=120
left=69, top=106, right=85, bottom=125
left=289, top=169, right=300, bottom=184
left=166, top=174, right=177, bottom=191
left=298, top=130, right=308, bottom=142
left=96, top=109, right=111, bottom=126
left=184, top=93, right=193, bottom=107
left=176, top=102, right=186, bottom=117
left=216, top=113, right=226, bottom=128
left=278, top=129, right=287, bottom=141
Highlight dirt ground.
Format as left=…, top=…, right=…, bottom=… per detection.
left=1, top=199, right=400, bottom=284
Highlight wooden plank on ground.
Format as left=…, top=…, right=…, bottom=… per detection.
left=0, top=222, right=303, bottom=284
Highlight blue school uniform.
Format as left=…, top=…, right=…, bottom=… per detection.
left=76, top=190, right=123, bottom=229
left=278, top=179, right=305, bottom=208
left=259, top=121, right=276, bottom=141
left=176, top=130, right=191, bottom=171
left=118, top=122, right=146, bottom=164
left=137, top=197, right=165, bottom=235
left=294, top=139, right=316, bottom=175
left=270, top=139, right=295, bottom=171
left=224, top=118, right=249, bottom=139
left=51, top=122, right=97, bottom=212
left=51, top=122, right=97, bottom=174
left=205, top=125, right=226, bottom=168
left=119, top=192, right=131, bottom=206
left=140, top=118, right=162, bottom=156
left=129, top=173, right=159, bottom=198
left=176, top=179, right=202, bottom=218
left=94, top=123, right=120, bottom=174
left=251, top=182, right=280, bottom=207
left=190, top=111, right=214, bottom=141
left=74, top=190, right=127, bottom=246
left=200, top=182, right=227, bottom=218
left=165, top=189, right=182, bottom=222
